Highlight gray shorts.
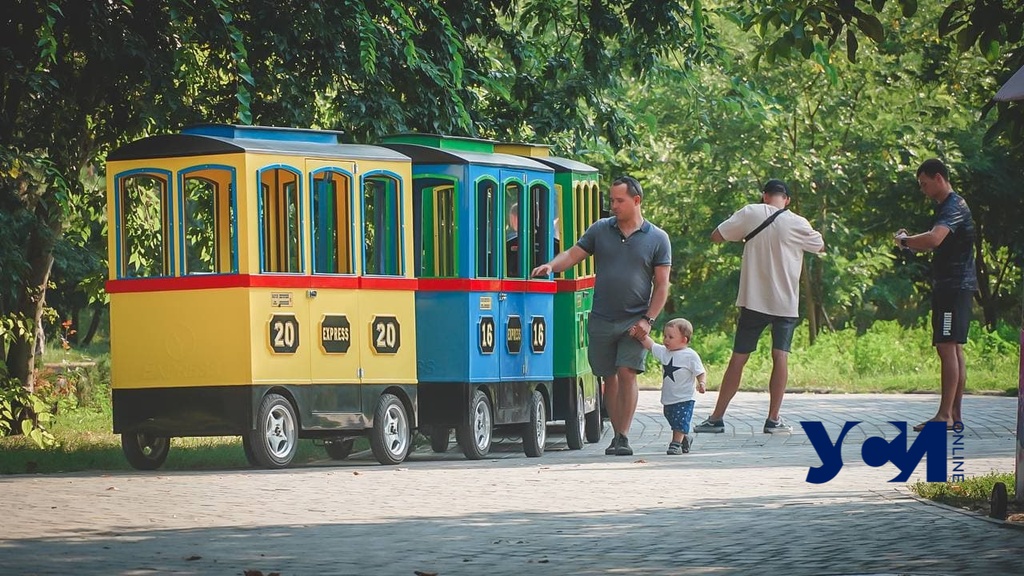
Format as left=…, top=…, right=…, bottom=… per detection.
left=587, top=313, right=648, bottom=377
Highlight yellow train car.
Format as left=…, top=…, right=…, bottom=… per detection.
left=105, top=125, right=418, bottom=469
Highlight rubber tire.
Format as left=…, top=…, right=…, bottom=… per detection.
left=456, top=389, right=493, bottom=460
left=121, top=431, right=170, bottom=471
left=522, top=389, right=547, bottom=457
left=241, top=435, right=259, bottom=466
left=565, top=384, right=586, bottom=450
left=584, top=382, right=603, bottom=444
left=370, top=393, right=411, bottom=465
left=246, top=393, right=299, bottom=469
left=429, top=426, right=450, bottom=453
left=325, top=438, right=356, bottom=460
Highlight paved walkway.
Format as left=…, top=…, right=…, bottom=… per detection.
left=1, top=391, right=1021, bottom=575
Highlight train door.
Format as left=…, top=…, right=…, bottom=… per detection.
left=307, top=165, right=361, bottom=410
left=254, top=164, right=313, bottom=385
left=356, top=171, right=417, bottom=385
left=498, top=170, right=526, bottom=382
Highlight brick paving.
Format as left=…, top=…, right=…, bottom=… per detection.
left=1, top=391, right=1020, bottom=575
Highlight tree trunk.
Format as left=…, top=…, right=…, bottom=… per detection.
left=973, top=232, right=997, bottom=330
left=6, top=201, right=61, bottom=393
left=81, top=302, right=104, bottom=346
left=802, top=258, right=818, bottom=345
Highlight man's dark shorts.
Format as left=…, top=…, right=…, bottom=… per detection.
left=587, top=313, right=647, bottom=377
left=932, top=288, right=973, bottom=345
left=733, top=307, right=800, bottom=354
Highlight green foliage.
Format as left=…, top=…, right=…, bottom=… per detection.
left=911, top=471, right=1016, bottom=510
left=643, top=321, right=1018, bottom=394
left=0, top=374, right=57, bottom=449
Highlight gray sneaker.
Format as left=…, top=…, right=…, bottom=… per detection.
left=604, top=434, right=621, bottom=455
left=615, top=435, right=633, bottom=456
left=763, top=417, right=793, bottom=434
left=694, top=417, right=725, bottom=433
left=666, top=442, right=682, bottom=455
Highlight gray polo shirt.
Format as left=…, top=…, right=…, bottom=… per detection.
left=577, top=217, right=672, bottom=321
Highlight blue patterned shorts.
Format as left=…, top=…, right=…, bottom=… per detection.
left=663, top=400, right=695, bottom=434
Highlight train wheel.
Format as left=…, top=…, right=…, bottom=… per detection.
left=121, top=431, right=170, bottom=470
left=247, top=393, right=298, bottom=469
left=428, top=426, right=450, bottom=453
left=522, top=390, right=547, bottom=457
left=325, top=438, right=356, bottom=460
left=566, top=384, right=586, bottom=450
left=241, top=435, right=259, bottom=466
left=456, top=389, right=492, bottom=460
left=584, top=381, right=603, bottom=444
left=370, top=393, right=411, bottom=465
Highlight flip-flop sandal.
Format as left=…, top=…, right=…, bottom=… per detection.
left=913, top=421, right=957, bottom=432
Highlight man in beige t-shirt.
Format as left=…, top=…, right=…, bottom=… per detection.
left=694, top=179, right=825, bottom=434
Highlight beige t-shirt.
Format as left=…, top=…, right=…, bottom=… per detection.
left=716, top=204, right=824, bottom=317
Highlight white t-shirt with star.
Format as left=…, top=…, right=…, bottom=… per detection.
left=650, top=344, right=705, bottom=405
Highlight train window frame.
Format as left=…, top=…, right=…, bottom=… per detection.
left=474, top=177, right=500, bottom=278
left=114, top=168, right=174, bottom=279
left=258, top=165, right=304, bottom=274
left=310, top=168, right=355, bottom=275
left=503, top=178, right=525, bottom=279
left=178, top=165, right=238, bottom=276
left=360, top=171, right=404, bottom=276
left=526, top=180, right=551, bottom=278
left=413, top=175, right=459, bottom=278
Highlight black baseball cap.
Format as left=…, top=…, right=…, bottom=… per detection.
left=762, top=179, right=790, bottom=197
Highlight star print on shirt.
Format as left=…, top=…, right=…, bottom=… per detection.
left=662, top=358, right=682, bottom=382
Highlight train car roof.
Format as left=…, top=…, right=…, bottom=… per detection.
left=108, top=125, right=410, bottom=162
left=529, top=156, right=599, bottom=174
left=380, top=144, right=554, bottom=172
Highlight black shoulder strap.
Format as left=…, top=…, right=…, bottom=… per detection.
left=743, top=208, right=788, bottom=242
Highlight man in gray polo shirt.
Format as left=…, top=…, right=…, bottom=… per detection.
left=531, top=176, right=671, bottom=455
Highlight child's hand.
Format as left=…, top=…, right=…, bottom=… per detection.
left=697, top=382, right=706, bottom=394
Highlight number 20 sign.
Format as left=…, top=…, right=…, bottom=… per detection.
left=269, top=314, right=300, bottom=354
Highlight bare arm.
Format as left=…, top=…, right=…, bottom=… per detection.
left=531, top=245, right=589, bottom=277
left=696, top=371, right=707, bottom=394
left=895, top=225, right=950, bottom=252
left=711, top=227, right=726, bottom=243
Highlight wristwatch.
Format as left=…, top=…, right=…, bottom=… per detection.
left=642, top=315, right=656, bottom=324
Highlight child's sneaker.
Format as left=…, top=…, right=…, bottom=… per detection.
left=680, top=436, right=690, bottom=453
left=694, top=417, right=725, bottom=433
left=666, top=442, right=682, bottom=455
left=763, top=417, right=793, bottom=433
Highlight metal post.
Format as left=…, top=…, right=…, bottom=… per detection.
left=1018, top=327, right=1023, bottom=503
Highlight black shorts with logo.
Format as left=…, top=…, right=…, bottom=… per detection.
left=931, top=288, right=973, bottom=345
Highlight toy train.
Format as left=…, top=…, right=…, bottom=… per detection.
left=105, top=124, right=604, bottom=469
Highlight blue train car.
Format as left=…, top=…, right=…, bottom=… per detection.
left=382, top=134, right=557, bottom=459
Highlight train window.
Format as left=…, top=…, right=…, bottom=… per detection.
left=504, top=182, right=524, bottom=278
left=259, top=167, right=302, bottom=273
left=475, top=179, right=499, bottom=278
left=553, top=183, right=564, bottom=279
left=311, top=170, right=353, bottom=274
left=182, top=167, right=236, bottom=275
left=414, top=178, right=457, bottom=278
left=117, top=172, right=171, bottom=278
left=362, top=174, right=402, bottom=275
left=528, top=183, right=550, bottom=277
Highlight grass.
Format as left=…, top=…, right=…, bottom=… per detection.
left=0, top=405, right=360, bottom=474
left=910, top=472, right=1023, bottom=520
